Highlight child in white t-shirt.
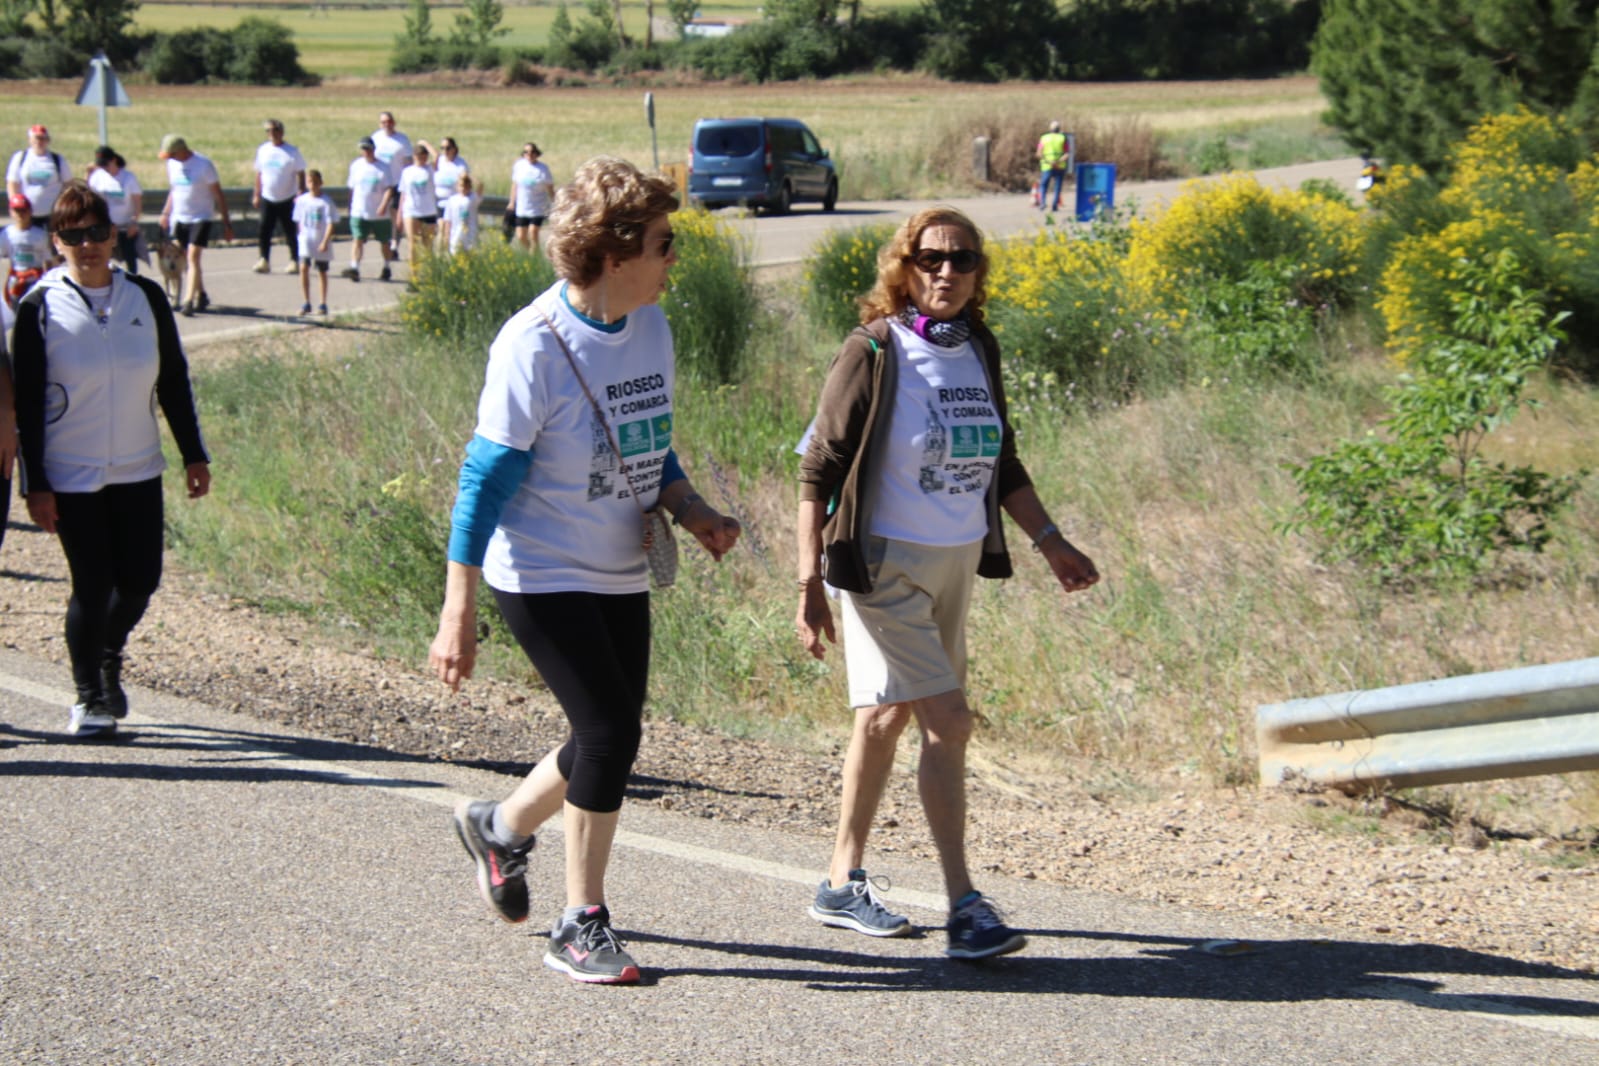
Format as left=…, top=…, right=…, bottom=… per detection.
left=292, top=169, right=340, bottom=315
left=438, top=174, right=481, bottom=255
left=3, top=193, right=56, bottom=309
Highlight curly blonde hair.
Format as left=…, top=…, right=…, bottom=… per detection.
left=858, top=206, right=989, bottom=326
left=546, top=156, right=680, bottom=287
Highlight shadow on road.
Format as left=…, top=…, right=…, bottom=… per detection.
left=630, top=928, right=1599, bottom=1009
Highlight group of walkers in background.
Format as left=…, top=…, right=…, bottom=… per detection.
left=3, top=125, right=1104, bottom=985
left=3, top=112, right=558, bottom=320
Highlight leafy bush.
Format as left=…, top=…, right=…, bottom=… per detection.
left=19, top=35, right=80, bottom=77
left=400, top=242, right=557, bottom=349
left=1286, top=250, right=1585, bottom=583
left=228, top=17, right=309, bottom=85
left=801, top=222, right=899, bottom=337
left=1123, top=173, right=1367, bottom=312
left=659, top=208, right=761, bottom=385
left=1373, top=110, right=1599, bottom=375
left=145, top=19, right=308, bottom=84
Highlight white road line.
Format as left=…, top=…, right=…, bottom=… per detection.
left=1357, top=982, right=1599, bottom=1043
left=0, top=667, right=944, bottom=916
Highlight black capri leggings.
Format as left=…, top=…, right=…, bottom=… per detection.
left=492, top=588, right=650, bottom=814
left=54, top=477, right=165, bottom=699
left=259, top=198, right=299, bottom=261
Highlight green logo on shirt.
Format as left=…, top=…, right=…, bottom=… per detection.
left=618, top=419, right=653, bottom=457
left=651, top=412, right=673, bottom=450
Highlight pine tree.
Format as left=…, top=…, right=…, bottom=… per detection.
left=1313, top=0, right=1599, bottom=174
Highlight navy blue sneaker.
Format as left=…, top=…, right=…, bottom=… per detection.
left=946, top=893, right=1025, bottom=959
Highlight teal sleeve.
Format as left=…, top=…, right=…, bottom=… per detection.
left=447, top=434, right=533, bottom=566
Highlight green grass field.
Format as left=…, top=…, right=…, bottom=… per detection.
left=0, top=75, right=1329, bottom=198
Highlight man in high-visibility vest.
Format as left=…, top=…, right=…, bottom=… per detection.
left=1035, top=120, right=1069, bottom=212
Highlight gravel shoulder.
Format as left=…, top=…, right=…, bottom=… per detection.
left=3, top=512, right=1595, bottom=976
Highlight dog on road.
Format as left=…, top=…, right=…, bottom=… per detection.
left=157, top=238, right=185, bottom=306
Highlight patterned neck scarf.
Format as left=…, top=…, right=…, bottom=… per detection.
left=899, top=303, right=971, bottom=348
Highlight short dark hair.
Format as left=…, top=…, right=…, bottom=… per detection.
left=51, top=179, right=111, bottom=231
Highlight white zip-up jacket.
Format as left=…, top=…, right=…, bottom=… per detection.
left=13, top=265, right=208, bottom=495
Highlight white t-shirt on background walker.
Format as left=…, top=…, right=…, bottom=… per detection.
left=433, top=154, right=469, bottom=202
left=6, top=148, right=71, bottom=215
left=370, top=128, right=412, bottom=187
left=347, top=157, right=389, bottom=220
left=292, top=191, right=340, bottom=263
left=254, top=140, right=307, bottom=203
left=511, top=158, right=553, bottom=218
left=88, top=168, right=142, bottom=228
left=475, top=282, right=676, bottom=596
left=165, top=153, right=221, bottom=224
left=1, top=223, right=53, bottom=273
left=398, top=163, right=438, bottom=219
left=866, top=320, right=1001, bottom=547
left=442, top=192, right=479, bottom=253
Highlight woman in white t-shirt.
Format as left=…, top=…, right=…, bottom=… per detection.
left=794, top=207, right=1100, bottom=960
left=430, top=156, right=740, bottom=986
left=397, top=140, right=439, bottom=271
left=509, top=142, right=554, bottom=253
left=86, top=146, right=142, bottom=276
left=433, top=137, right=469, bottom=204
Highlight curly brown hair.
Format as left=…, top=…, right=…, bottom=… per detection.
left=546, top=156, right=679, bottom=287
left=858, top=206, right=989, bottom=326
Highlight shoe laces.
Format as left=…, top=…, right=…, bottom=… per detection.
left=851, top=873, right=894, bottom=910
left=496, top=835, right=535, bottom=878
left=574, top=913, right=628, bottom=955
left=958, top=895, right=1008, bottom=931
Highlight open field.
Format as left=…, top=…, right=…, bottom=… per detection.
left=0, top=74, right=1330, bottom=198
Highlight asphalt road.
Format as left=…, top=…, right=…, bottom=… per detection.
left=166, top=158, right=1370, bottom=350
left=3, top=650, right=1598, bottom=1064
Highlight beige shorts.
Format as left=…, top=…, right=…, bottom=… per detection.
left=840, top=535, right=982, bottom=709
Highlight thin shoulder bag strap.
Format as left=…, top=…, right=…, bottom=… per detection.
left=535, top=308, right=653, bottom=531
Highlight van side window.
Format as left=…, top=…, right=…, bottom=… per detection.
left=802, top=130, right=821, bottom=156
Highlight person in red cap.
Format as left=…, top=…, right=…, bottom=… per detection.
left=7, top=125, right=72, bottom=219
left=4, top=191, right=55, bottom=309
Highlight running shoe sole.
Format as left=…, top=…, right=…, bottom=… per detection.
left=946, top=932, right=1027, bottom=960
left=807, top=904, right=912, bottom=937
left=543, top=949, right=641, bottom=985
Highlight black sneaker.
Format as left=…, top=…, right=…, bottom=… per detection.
left=101, top=652, right=128, bottom=719
left=379, top=265, right=392, bottom=282
left=67, top=699, right=117, bottom=738
left=808, top=869, right=911, bottom=937
left=544, top=905, right=641, bottom=984
left=452, top=799, right=534, bottom=923
left=197, top=290, right=210, bottom=311
left=946, top=893, right=1025, bottom=959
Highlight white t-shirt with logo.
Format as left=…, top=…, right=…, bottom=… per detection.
left=1, top=222, right=52, bottom=272
left=476, top=283, right=676, bottom=595
left=511, top=159, right=553, bottom=218
left=398, top=163, right=438, bottom=219
left=867, top=321, right=1001, bottom=546
left=6, top=149, right=71, bottom=215
left=254, top=140, right=307, bottom=203
left=165, top=153, right=221, bottom=224
left=433, top=154, right=469, bottom=202
left=292, top=191, right=340, bottom=263
left=347, top=157, right=389, bottom=220
left=370, top=128, right=412, bottom=186
left=88, top=168, right=142, bottom=227
left=443, top=192, right=479, bottom=252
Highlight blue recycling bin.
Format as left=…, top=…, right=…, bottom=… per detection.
left=1074, top=163, right=1116, bottom=222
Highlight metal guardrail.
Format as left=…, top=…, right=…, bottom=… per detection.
left=1256, top=657, right=1599, bottom=791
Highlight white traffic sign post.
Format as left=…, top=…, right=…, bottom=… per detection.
left=75, top=52, right=132, bottom=146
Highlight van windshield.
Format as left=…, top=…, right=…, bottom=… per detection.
left=696, top=125, right=762, bottom=157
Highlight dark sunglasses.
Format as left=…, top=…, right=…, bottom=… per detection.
left=906, top=248, right=981, bottom=275
left=56, top=224, right=113, bottom=247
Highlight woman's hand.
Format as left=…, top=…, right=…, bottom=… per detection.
left=683, top=504, right=741, bottom=562
left=25, top=491, right=57, bottom=535
left=1042, top=537, right=1099, bottom=594
left=429, top=608, right=478, bottom=692
left=795, top=581, right=835, bottom=661
left=185, top=462, right=211, bottom=499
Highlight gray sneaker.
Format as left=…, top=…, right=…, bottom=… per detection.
left=808, top=868, right=911, bottom=937
left=945, top=892, right=1025, bottom=959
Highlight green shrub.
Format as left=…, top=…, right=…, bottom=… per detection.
left=19, top=35, right=80, bottom=77
left=800, top=222, right=898, bottom=338
left=659, top=208, right=761, bottom=385
left=400, top=242, right=557, bottom=350
left=1286, top=249, right=1585, bottom=583
left=227, top=17, right=309, bottom=85
left=144, top=19, right=307, bottom=84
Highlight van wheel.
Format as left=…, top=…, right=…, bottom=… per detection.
left=769, top=182, right=792, bottom=216
left=822, top=178, right=838, bottom=213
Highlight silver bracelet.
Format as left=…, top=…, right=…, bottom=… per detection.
left=1031, top=522, right=1060, bottom=551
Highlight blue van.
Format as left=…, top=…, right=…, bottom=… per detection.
left=688, top=117, right=837, bottom=214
